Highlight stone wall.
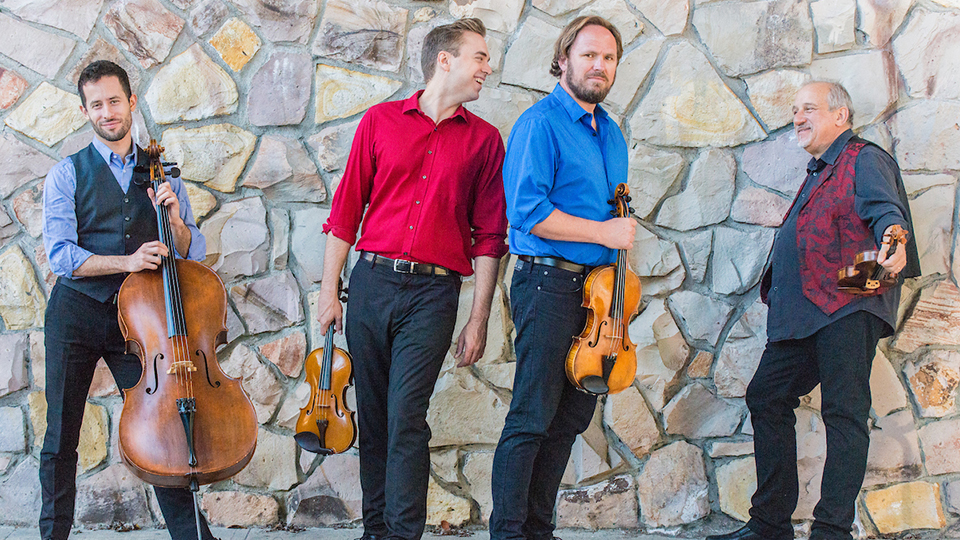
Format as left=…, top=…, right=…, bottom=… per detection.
left=0, top=0, right=959, bottom=536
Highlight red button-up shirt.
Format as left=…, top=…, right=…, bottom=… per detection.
left=323, top=92, right=508, bottom=276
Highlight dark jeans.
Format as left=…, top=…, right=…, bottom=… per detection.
left=345, top=260, right=461, bottom=540
left=41, top=284, right=215, bottom=540
left=490, top=259, right=597, bottom=540
left=745, top=311, right=886, bottom=540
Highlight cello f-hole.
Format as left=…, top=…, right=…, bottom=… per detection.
left=146, top=353, right=163, bottom=395
left=196, top=350, right=221, bottom=389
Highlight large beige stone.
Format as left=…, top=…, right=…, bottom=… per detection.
left=144, top=44, right=238, bottom=124
left=30, top=392, right=107, bottom=472
left=0, top=246, right=46, bottom=330
left=856, top=0, right=911, bottom=47
left=893, top=281, right=960, bottom=353
left=663, top=382, right=742, bottom=438
left=870, top=349, right=908, bottom=418
left=632, top=0, right=688, bottom=35
left=628, top=299, right=683, bottom=410
left=467, top=87, right=536, bottom=142
left=427, top=367, right=509, bottom=446
left=864, top=410, right=922, bottom=487
left=0, top=333, right=27, bottom=399
left=234, top=428, right=298, bottom=490
left=809, top=51, right=897, bottom=128
left=449, top=0, right=523, bottom=33
left=693, top=0, right=813, bottom=77
left=0, top=13, right=75, bottom=79
left=741, top=129, right=809, bottom=196
left=244, top=135, right=325, bottom=203
left=811, top=0, right=855, bottom=53
left=630, top=42, right=765, bottom=147
left=313, top=0, right=408, bottom=72
left=604, top=385, right=660, bottom=458
left=579, top=0, right=644, bottom=43
left=605, top=38, right=663, bottom=113
left=200, top=197, right=270, bottom=281
left=447, top=281, right=509, bottom=367
left=248, top=52, right=313, bottom=126
left=220, top=345, right=282, bottom=424
left=5, top=83, right=86, bottom=147
left=231, top=0, right=319, bottom=44
left=184, top=182, right=217, bottom=219
left=288, top=452, right=362, bottom=526
left=744, top=69, right=809, bottom=131
left=625, top=143, right=684, bottom=220
left=918, top=417, right=960, bottom=475
left=708, top=441, right=753, bottom=458
left=315, top=64, right=403, bottom=124
left=426, top=475, right=471, bottom=526
left=501, top=17, right=562, bottom=94
left=630, top=225, right=681, bottom=278
left=201, top=491, right=279, bottom=527
left=556, top=475, right=638, bottom=529
left=903, top=173, right=956, bottom=196
left=2, top=0, right=102, bottom=40
left=716, top=457, right=755, bottom=522
left=209, top=17, right=261, bottom=71
left=887, top=100, right=960, bottom=171
left=162, top=124, right=256, bottom=193
left=667, top=290, right=735, bottom=346
left=731, top=187, right=791, bottom=227
left=863, top=481, right=946, bottom=534
left=636, top=441, right=709, bottom=526
left=104, top=0, right=184, bottom=68
left=711, top=227, right=775, bottom=296
left=794, top=408, right=826, bottom=519
left=307, top=120, right=360, bottom=173
left=714, top=335, right=765, bottom=399
left=462, top=451, right=494, bottom=523
left=230, top=271, right=304, bottom=334
left=657, top=148, right=735, bottom=231
left=893, top=7, right=960, bottom=100
left=0, top=133, right=56, bottom=200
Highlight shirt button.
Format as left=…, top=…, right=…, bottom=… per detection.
left=123, top=197, right=129, bottom=203
left=125, top=234, right=131, bottom=239
left=124, top=217, right=131, bottom=222
left=416, top=200, right=421, bottom=205
left=422, top=175, right=427, bottom=179
left=427, top=151, right=433, bottom=154
left=409, top=225, right=413, bottom=230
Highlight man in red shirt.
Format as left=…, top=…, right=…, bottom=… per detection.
left=317, top=17, right=507, bottom=540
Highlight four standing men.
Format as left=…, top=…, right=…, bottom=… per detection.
left=317, top=18, right=507, bottom=540
left=41, top=61, right=215, bottom=540
left=709, top=81, right=920, bottom=540
left=35, top=15, right=921, bottom=540
left=490, top=16, right=635, bottom=540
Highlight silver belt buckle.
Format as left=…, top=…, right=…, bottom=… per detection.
left=393, top=259, right=416, bottom=273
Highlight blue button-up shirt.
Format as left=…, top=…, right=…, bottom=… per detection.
left=43, top=138, right=206, bottom=278
left=503, top=84, right=628, bottom=266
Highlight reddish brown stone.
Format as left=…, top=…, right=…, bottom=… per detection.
left=686, top=350, right=713, bottom=378
left=0, top=68, right=28, bottom=110
left=894, top=281, right=960, bottom=352
left=258, top=330, right=307, bottom=378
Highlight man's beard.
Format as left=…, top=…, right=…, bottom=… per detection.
left=565, top=69, right=614, bottom=104
left=92, top=116, right=131, bottom=142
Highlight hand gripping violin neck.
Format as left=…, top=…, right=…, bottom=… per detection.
left=117, top=140, right=258, bottom=539
left=565, top=183, right=641, bottom=395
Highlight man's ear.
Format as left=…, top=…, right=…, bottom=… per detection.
left=835, top=106, right=850, bottom=127
left=436, top=50, right=452, bottom=74
left=129, top=94, right=137, bottom=112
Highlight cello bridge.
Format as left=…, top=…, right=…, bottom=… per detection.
left=167, top=361, right=198, bottom=374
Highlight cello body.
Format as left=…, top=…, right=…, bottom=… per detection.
left=116, top=139, right=258, bottom=489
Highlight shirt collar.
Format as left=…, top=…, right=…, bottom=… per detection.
left=552, top=83, right=609, bottom=125
left=92, top=137, right=136, bottom=166
left=402, top=90, right=468, bottom=123
left=807, top=128, right=854, bottom=173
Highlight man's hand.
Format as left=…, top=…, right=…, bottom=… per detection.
left=877, top=225, right=908, bottom=276
left=127, top=241, right=169, bottom=272
left=454, top=316, right=488, bottom=367
left=316, top=287, right=344, bottom=336
left=148, top=183, right=183, bottom=226
left=595, top=217, right=636, bottom=250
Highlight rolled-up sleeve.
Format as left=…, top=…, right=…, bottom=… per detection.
left=855, top=146, right=909, bottom=246
left=169, top=176, right=206, bottom=261
left=323, top=111, right=376, bottom=245
left=42, top=159, right=94, bottom=278
left=503, top=116, right=559, bottom=235
left=469, top=133, right=508, bottom=259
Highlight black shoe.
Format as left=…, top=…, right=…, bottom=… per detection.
left=706, top=525, right=765, bottom=540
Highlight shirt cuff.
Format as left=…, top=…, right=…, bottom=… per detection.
left=874, top=215, right=908, bottom=247
left=516, top=199, right=556, bottom=235
left=471, top=237, right=509, bottom=260
left=322, top=223, right=357, bottom=245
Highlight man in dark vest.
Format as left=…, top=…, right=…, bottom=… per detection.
left=40, top=60, right=214, bottom=540
left=708, top=81, right=920, bottom=540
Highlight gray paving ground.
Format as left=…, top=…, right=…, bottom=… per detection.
left=0, top=528, right=677, bottom=540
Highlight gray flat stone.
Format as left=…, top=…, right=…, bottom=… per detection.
left=0, top=13, right=75, bottom=78
left=248, top=52, right=312, bottom=126
left=313, top=0, right=408, bottom=72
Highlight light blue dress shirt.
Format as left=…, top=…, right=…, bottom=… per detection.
left=42, top=138, right=206, bottom=278
left=503, top=84, right=628, bottom=266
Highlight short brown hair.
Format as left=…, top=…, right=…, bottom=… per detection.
left=550, top=16, right=623, bottom=78
left=421, top=18, right=487, bottom=83
left=78, top=60, right=132, bottom=107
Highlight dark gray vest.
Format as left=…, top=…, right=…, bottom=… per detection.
left=57, top=143, right=158, bottom=302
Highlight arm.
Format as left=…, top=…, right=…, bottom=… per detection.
left=855, top=146, right=909, bottom=274
left=454, top=255, right=500, bottom=367
left=315, top=234, right=352, bottom=335
left=531, top=210, right=635, bottom=250
left=149, top=177, right=205, bottom=261
left=73, top=243, right=168, bottom=276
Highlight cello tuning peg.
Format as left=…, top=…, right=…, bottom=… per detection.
left=168, top=167, right=181, bottom=178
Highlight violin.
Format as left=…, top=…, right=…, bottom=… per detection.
left=837, top=224, right=908, bottom=295
left=565, top=183, right=641, bottom=395
left=117, top=141, right=258, bottom=500
left=295, top=285, right=357, bottom=455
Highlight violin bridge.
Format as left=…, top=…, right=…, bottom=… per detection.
left=167, top=361, right=199, bottom=375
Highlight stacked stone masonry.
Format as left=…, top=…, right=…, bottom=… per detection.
left=0, top=0, right=958, bottom=536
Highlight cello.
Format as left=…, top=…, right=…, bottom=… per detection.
left=565, top=183, right=641, bottom=395
left=295, top=282, right=357, bottom=455
left=117, top=140, right=258, bottom=536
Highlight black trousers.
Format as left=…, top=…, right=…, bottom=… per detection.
left=345, top=261, right=460, bottom=540
left=745, top=311, right=886, bottom=540
left=489, top=259, right=597, bottom=540
left=40, top=284, right=214, bottom=540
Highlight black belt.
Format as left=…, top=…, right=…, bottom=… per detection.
left=517, top=255, right=587, bottom=274
left=361, top=252, right=455, bottom=276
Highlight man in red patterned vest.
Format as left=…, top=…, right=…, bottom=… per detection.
left=709, top=81, right=920, bottom=540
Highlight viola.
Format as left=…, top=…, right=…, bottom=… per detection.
left=295, top=289, right=357, bottom=454
left=117, top=140, right=258, bottom=499
left=565, top=183, right=641, bottom=395
left=837, top=224, right=908, bottom=295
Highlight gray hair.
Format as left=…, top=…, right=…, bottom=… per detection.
left=805, top=79, right=855, bottom=126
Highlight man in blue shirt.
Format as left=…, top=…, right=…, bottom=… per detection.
left=490, top=16, right=636, bottom=540
left=40, top=61, right=213, bottom=540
